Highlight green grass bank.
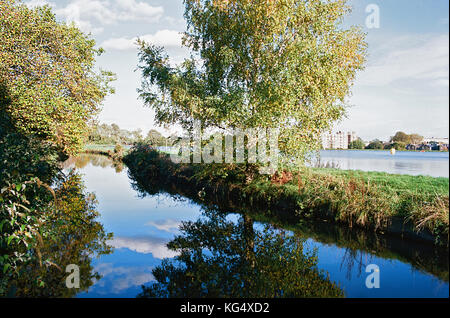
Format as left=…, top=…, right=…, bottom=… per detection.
left=123, top=145, right=449, bottom=246
left=82, top=143, right=129, bottom=160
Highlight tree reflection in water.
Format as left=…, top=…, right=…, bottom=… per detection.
left=62, top=154, right=124, bottom=173
left=138, top=208, right=344, bottom=298
left=7, top=172, right=113, bottom=297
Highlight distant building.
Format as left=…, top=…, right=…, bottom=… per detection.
left=439, top=144, right=449, bottom=151
left=406, top=144, right=418, bottom=151
left=322, top=131, right=357, bottom=149
left=423, top=137, right=449, bottom=144
left=406, top=142, right=449, bottom=151
left=417, top=144, right=433, bottom=151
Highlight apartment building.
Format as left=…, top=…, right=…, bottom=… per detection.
left=322, top=131, right=357, bottom=149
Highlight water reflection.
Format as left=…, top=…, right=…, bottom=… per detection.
left=128, top=163, right=449, bottom=285
left=138, top=208, right=344, bottom=298
left=6, top=172, right=113, bottom=297
left=110, top=236, right=178, bottom=259
left=263, top=219, right=449, bottom=283
left=62, top=153, right=124, bottom=173
left=66, top=154, right=448, bottom=298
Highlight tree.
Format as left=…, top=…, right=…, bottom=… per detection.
left=409, top=133, right=423, bottom=144
left=385, top=142, right=406, bottom=151
left=110, top=123, right=122, bottom=142
left=137, top=0, right=367, bottom=166
left=348, top=138, right=365, bottom=149
left=131, top=129, right=144, bottom=143
left=146, top=129, right=165, bottom=146
left=390, top=131, right=411, bottom=144
left=167, top=134, right=181, bottom=146
left=87, top=123, right=145, bottom=145
left=365, top=139, right=383, bottom=150
left=0, top=0, right=115, bottom=155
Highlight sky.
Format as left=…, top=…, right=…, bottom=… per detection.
left=24, top=0, right=449, bottom=142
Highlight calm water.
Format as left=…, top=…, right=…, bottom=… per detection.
left=312, top=150, right=449, bottom=178
left=64, top=155, right=448, bottom=298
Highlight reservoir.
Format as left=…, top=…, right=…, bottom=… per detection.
left=313, top=150, right=449, bottom=178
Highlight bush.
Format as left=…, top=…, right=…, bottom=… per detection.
left=365, top=140, right=383, bottom=150
left=349, top=139, right=365, bottom=149
left=114, top=143, right=124, bottom=154
left=384, top=142, right=406, bottom=150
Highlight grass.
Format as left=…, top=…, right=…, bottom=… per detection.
left=82, top=143, right=131, bottom=159
left=313, top=168, right=449, bottom=196
left=310, top=168, right=449, bottom=235
left=83, top=144, right=116, bottom=152
left=123, top=145, right=449, bottom=245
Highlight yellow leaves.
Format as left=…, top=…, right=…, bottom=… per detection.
left=139, top=0, right=366, bottom=166
left=0, top=0, right=115, bottom=156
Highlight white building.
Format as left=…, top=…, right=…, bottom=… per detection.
left=423, top=137, right=449, bottom=144
left=322, top=131, right=357, bottom=149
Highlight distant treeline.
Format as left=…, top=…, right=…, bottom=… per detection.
left=351, top=131, right=446, bottom=151
left=365, top=131, right=424, bottom=150
left=87, top=123, right=180, bottom=146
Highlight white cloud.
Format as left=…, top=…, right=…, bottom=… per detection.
left=146, top=219, right=181, bottom=233
left=357, top=34, right=449, bottom=87
left=94, top=263, right=154, bottom=294
left=109, top=236, right=179, bottom=259
left=24, top=0, right=54, bottom=8
left=100, top=37, right=137, bottom=51
left=101, top=29, right=183, bottom=51
left=433, top=78, right=449, bottom=87
left=115, top=0, right=164, bottom=21
left=25, top=0, right=163, bottom=34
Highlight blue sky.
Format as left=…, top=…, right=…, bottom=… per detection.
left=25, top=0, right=449, bottom=142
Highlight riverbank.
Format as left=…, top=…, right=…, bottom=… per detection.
left=82, top=144, right=129, bottom=161
left=123, top=145, right=449, bottom=245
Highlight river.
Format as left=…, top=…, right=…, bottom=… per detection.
left=62, top=154, right=448, bottom=298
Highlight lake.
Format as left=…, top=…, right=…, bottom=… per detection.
left=64, top=154, right=448, bottom=298
left=312, top=150, right=449, bottom=178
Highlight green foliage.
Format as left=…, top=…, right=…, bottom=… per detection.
left=348, top=138, right=365, bottom=149
left=88, top=122, right=152, bottom=145
left=137, top=0, right=367, bottom=166
left=384, top=141, right=406, bottom=150
left=0, top=178, right=48, bottom=293
left=146, top=129, right=166, bottom=146
left=0, top=0, right=115, bottom=155
left=114, top=143, right=124, bottom=154
left=390, top=132, right=423, bottom=145
left=0, top=132, right=64, bottom=186
left=409, top=133, right=424, bottom=144
left=0, top=172, right=112, bottom=297
left=390, top=131, right=411, bottom=144
left=365, top=139, right=384, bottom=150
